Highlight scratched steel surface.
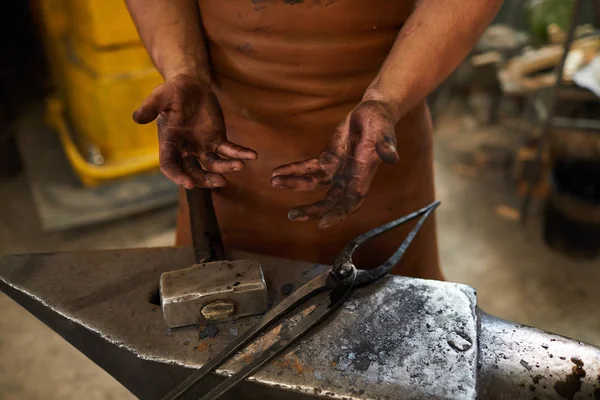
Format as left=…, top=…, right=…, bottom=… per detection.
left=0, top=248, right=478, bottom=399
left=479, top=313, right=600, bottom=399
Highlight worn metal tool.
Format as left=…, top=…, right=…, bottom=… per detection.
left=2, top=243, right=600, bottom=399
left=160, top=187, right=268, bottom=328
left=164, top=201, right=441, bottom=400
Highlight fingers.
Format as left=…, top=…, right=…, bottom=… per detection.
left=316, top=164, right=375, bottom=228
left=318, top=190, right=364, bottom=229
left=199, top=152, right=245, bottom=174
left=181, top=155, right=226, bottom=188
left=349, top=100, right=399, bottom=164
left=133, top=85, right=168, bottom=124
left=159, top=136, right=253, bottom=186
left=159, top=145, right=195, bottom=189
left=287, top=184, right=344, bottom=222
left=272, top=174, right=330, bottom=192
left=272, top=159, right=321, bottom=178
left=287, top=157, right=376, bottom=228
left=217, top=141, right=258, bottom=161
left=288, top=200, right=336, bottom=222
left=159, top=143, right=227, bottom=189
left=376, top=134, right=399, bottom=164
left=271, top=159, right=332, bottom=192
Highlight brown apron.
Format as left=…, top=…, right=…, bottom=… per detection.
left=176, top=0, right=443, bottom=280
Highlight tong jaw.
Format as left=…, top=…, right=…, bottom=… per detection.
left=332, top=201, right=441, bottom=287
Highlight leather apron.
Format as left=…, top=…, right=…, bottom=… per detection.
left=176, top=0, right=443, bottom=280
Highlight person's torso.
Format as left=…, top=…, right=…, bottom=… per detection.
left=198, top=0, right=413, bottom=125
left=190, top=2, right=438, bottom=275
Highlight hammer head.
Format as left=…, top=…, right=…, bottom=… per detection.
left=160, top=260, right=268, bottom=328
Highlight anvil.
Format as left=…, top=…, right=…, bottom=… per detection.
left=1, top=248, right=599, bottom=399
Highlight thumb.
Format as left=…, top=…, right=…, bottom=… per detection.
left=375, top=127, right=399, bottom=164
left=132, top=85, right=167, bottom=124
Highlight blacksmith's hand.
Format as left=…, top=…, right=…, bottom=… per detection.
left=133, top=74, right=257, bottom=189
left=271, top=100, right=399, bottom=229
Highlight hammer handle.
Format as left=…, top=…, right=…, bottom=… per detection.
left=186, top=187, right=226, bottom=263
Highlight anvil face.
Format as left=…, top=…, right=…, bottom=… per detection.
left=0, top=248, right=478, bottom=399
left=1, top=249, right=600, bottom=399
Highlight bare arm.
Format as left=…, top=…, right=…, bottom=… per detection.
left=125, top=0, right=209, bottom=81
left=364, top=0, right=504, bottom=118
left=273, top=0, right=503, bottom=229
left=126, top=0, right=257, bottom=189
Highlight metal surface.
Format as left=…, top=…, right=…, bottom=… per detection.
left=0, top=248, right=482, bottom=399
left=160, top=260, right=268, bottom=328
left=165, top=202, right=439, bottom=399
left=479, top=312, right=600, bottom=399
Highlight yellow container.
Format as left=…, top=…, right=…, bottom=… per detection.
left=47, top=97, right=161, bottom=187
left=47, top=40, right=163, bottom=186
left=67, top=0, right=141, bottom=47
left=36, top=0, right=164, bottom=186
left=71, top=37, right=155, bottom=76
left=64, top=59, right=162, bottom=162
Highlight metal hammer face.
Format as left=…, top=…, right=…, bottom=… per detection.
left=160, top=259, right=268, bottom=328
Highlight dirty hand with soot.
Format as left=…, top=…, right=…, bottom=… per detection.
left=271, top=0, right=504, bottom=229
left=132, top=74, right=257, bottom=189
left=271, top=100, right=400, bottom=229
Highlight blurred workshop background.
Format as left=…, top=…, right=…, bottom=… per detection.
left=1, top=0, right=599, bottom=399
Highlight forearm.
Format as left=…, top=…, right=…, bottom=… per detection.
left=126, top=0, right=210, bottom=82
left=364, top=0, right=503, bottom=120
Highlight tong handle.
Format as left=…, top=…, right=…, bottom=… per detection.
left=162, top=271, right=333, bottom=400
left=199, top=276, right=354, bottom=400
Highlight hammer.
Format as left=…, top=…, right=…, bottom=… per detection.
left=159, top=187, right=268, bottom=328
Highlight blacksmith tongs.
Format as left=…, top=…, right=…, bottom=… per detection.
left=163, top=201, right=440, bottom=400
